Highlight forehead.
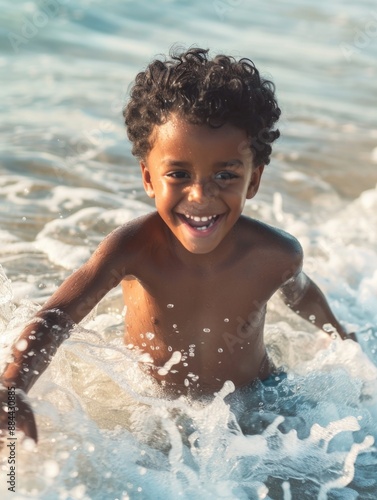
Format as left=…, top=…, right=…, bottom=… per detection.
left=149, top=114, right=251, bottom=159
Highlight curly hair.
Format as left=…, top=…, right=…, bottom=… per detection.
left=124, top=47, right=281, bottom=166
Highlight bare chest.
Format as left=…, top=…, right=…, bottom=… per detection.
left=121, top=266, right=271, bottom=389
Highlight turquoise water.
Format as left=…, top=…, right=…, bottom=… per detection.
left=1, top=0, right=377, bottom=498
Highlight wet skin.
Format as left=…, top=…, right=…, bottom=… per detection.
left=27, top=117, right=305, bottom=392
left=1, top=115, right=352, bottom=440
left=121, top=212, right=296, bottom=392
left=128, top=116, right=278, bottom=391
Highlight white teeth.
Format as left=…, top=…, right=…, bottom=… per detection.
left=185, top=214, right=215, bottom=222
left=181, top=213, right=219, bottom=232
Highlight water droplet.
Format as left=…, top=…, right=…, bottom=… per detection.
left=323, top=323, right=335, bottom=333
left=44, top=459, right=60, bottom=478
left=203, top=328, right=211, bottom=333
left=138, top=467, right=147, bottom=476
left=218, top=348, right=223, bottom=353
left=16, top=339, right=28, bottom=351
left=168, top=346, right=172, bottom=352
left=184, top=378, right=189, bottom=387
left=173, top=324, right=178, bottom=329
left=309, top=314, right=316, bottom=322
left=224, top=318, right=229, bottom=323
left=145, top=332, right=155, bottom=340
left=167, top=304, right=174, bottom=309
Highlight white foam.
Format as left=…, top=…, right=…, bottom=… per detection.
left=1, top=251, right=377, bottom=499
left=157, top=351, right=182, bottom=376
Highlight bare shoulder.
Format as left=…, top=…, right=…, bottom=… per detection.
left=239, top=216, right=303, bottom=278
left=99, top=211, right=159, bottom=246
left=88, top=211, right=162, bottom=275
left=239, top=215, right=302, bottom=252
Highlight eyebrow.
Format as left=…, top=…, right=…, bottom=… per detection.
left=162, top=159, right=244, bottom=169
left=161, top=159, right=190, bottom=167
left=215, top=160, right=244, bottom=169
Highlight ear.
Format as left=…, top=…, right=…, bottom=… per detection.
left=140, top=162, right=155, bottom=198
left=246, top=165, right=264, bottom=199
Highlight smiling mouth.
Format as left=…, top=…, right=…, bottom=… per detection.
left=178, top=213, right=221, bottom=231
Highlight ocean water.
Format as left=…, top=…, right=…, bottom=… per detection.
left=1, top=0, right=377, bottom=498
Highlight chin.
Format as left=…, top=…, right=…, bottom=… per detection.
left=182, top=241, right=220, bottom=255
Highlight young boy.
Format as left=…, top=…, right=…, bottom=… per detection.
left=0, top=47, right=354, bottom=443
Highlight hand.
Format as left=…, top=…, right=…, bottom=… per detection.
left=0, top=386, right=38, bottom=443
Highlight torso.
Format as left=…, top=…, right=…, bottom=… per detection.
left=117, top=212, right=300, bottom=395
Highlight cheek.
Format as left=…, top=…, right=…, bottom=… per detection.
left=153, top=180, right=178, bottom=211
left=226, top=184, right=250, bottom=201
left=160, top=181, right=172, bottom=199
left=157, top=178, right=181, bottom=201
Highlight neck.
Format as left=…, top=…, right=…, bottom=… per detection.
left=165, top=221, right=240, bottom=272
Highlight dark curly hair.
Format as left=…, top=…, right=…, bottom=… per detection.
left=124, top=47, right=281, bottom=166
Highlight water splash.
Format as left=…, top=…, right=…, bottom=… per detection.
left=1, top=271, right=377, bottom=499
left=0, top=265, right=14, bottom=331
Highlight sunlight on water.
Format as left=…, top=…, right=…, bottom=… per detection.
left=1, top=182, right=377, bottom=498
left=1, top=0, right=377, bottom=497
left=1, top=262, right=377, bottom=499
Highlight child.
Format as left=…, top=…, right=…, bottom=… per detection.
left=0, top=47, right=355, bottom=443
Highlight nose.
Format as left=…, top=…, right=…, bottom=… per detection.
left=187, top=180, right=219, bottom=205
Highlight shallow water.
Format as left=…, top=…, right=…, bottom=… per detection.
left=1, top=272, right=377, bottom=499
left=1, top=0, right=377, bottom=498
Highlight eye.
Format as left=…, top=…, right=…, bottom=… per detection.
left=215, top=171, right=238, bottom=181
left=166, top=171, right=190, bottom=180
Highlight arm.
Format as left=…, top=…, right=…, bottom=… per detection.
left=0, top=310, right=76, bottom=442
left=0, top=225, right=131, bottom=441
left=279, top=271, right=355, bottom=341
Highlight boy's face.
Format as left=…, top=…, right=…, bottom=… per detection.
left=141, top=114, right=264, bottom=254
